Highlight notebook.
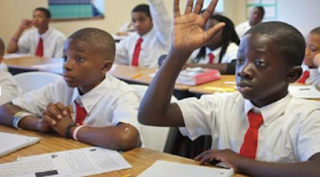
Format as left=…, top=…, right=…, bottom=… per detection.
left=0, top=132, right=40, bottom=157
left=137, top=160, right=234, bottom=177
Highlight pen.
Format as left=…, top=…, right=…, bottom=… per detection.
left=131, top=73, right=142, bottom=79
left=120, top=174, right=131, bottom=177
left=299, top=88, right=311, bottom=91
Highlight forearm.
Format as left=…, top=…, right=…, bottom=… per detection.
left=71, top=124, right=140, bottom=151
left=238, top=158, right=320, bottom=177
left=138, top=48, right=191, bottom=126
left=7, top=28, right=24, bottom=53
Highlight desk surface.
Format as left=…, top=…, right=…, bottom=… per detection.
left=189, top=75, right=237, bottom=94
left=0, top=125, right=247, bottom=177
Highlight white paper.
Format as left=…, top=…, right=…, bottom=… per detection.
left=31, top=62, right=63, bottom=70
left=0, top=147, right=131, bottom=177
left=289, top=85, right=320, bottom=99
left=3, top=53, right=33, bottom=59
left=137, top=160, right=234, bottom=177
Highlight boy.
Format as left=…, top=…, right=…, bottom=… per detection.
left=0, top=28, right=141, bottom=151
left=0, top=38, right=21, bottom=105
left=7, top=7, right=66, bottom=58
left=236, top=6, right=265, bottom=38
left=138, top=0, right=320, bottom=176
left=115, top=0, right=171, bottom=68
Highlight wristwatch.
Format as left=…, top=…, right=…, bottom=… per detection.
left=12, top=111, right=33, bottom=129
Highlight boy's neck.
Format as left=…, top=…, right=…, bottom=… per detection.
left=37, top=26, right=49, bottom=35
left=251, top=89, right=289, bottom=108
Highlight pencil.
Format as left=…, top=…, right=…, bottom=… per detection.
left=120, top=174, right=132, bottom=177
left=131, top=73, right=142, bottom=79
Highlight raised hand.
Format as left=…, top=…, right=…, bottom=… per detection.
left=172, top=0, right=225, bottom=52
left=19, top=19, right=33, bottom=30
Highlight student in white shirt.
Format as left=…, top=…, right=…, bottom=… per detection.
left=0, top=38, right=21, bottom=105
left=0, top=28, right=141, bottom=151
left=115, top=0, right=171, bottom=68
left=297, top=27, right=320, bottom=85
left=138, top=0, right=320, bottom=176
left=186, top=14, right=240, bottom=74
left=236, top=6, right=265, bottom=38
left=7, top=7, right=66, bottom=58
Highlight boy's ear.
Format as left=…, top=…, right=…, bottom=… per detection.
left=286, top=66, right=302, bottom=83
left=101, top=60, right=113, bottom=73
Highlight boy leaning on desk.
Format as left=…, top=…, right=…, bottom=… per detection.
left=138, top=0, right=320, bottom=176
left=0, top=28, right=142, bottom=151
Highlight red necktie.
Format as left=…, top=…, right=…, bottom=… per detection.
left=75, top=101, right=87, bottom=125
left=208, top=53, right=215, bottom=64
left=35, top=37, right=44, bottom=57
left=132, top=37, right=143, bottom=66
left=239, top=111, right=263, bottom=159
left=297, top=70, right=310, bottom=84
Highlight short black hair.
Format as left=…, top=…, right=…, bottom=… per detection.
left=0, top=38, right=4, bottom=57
left=255, top=6, right=265, bottom=17
left=132, top=4, right=151, bottom=18
left=34, top=7, right=51, bottom=18
left=245, top=21, right=305, bottom=66
left=68, top=28, right=116, bottom=61
left=310, top=27, right=320, bottom=35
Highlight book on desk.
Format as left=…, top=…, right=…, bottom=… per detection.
left=176, top=67, right=221, bottom=86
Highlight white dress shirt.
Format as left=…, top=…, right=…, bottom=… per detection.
left=17, top=27, right=66, bottom=58
left=177, top=92, right=320, bottom=162
left=301, top=66, right=320, bottom=85
left=236, top=21, right=252, bottom=38
left=189, top=43, right=239, bottom=64
left=0, top=68, right=21, bottom=105
left=12, top=73, right=140, bottom=129
left=115, top=0, right=172, bottom=68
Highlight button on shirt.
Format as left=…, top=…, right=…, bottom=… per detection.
left=17, top=28, right=66, bottom=58
left=115, top=0, right=172, bottom=68
left=189, top=43, right=239, bottom=64
left=177, top=92, right=320, bottom=162
left=12, top=73, right=140, bottom=129
left=0, top=69, right=21, bottom=105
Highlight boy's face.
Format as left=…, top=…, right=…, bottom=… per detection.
left=131, top=12, right=153, bottom=36
left=204, top=19, right=223, bottom=50
left=249, top=8, right=263, bottom=26
left=32, top=10, right=50, bottom=29
left=62, top=39, right=111, bottom=94
left=236, top=34, right=291, bottom=107
left=304, top=33, right=320, bottom=67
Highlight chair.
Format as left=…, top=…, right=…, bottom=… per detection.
left=130, top=84, right=178, bottom=152
left=13, top=72, right=62, bottom=94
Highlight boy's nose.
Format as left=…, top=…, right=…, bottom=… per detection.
left=305, top=48, right=310, bottom=56
left=237, top=64, right=254, bottom=80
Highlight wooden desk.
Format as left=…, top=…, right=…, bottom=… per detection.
left=0, top=125, right=247, bottom=177
left=189, top=75, right=237, bottom=94
left=3, top=57, right=63, bottom=71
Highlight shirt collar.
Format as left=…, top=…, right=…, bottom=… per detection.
left=38, top=28, right=51, bottom=39
left=244, top=93, right=292, bottom=126
left=206, top=46, right=222, bottom=57
left=73, top=73, right=111, bottom=114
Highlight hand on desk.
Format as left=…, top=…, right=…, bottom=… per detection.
left=195, top=149, right=245, bottom=173
left=43, top=102, right=75, bottom=137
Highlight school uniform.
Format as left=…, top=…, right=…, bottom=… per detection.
left=236, top=21, right=252, bottom=38
left=0, top=68, right=21, bottom=105
left=17, top=28, right=66, bottom=58
left=115, top=0, right=171, bottom=68
left=300, top=67, right=320, bottom=85
left=189, top=43, right=239, bottom=64
left=177, top=92, right=320, bottom=162
left=12, top=73, right=140, bottom=129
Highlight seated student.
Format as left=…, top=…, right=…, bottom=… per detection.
left=236, top=6, right=265, bottom=38
left=0, top=28, right=141, bottom=151
left=297, top=27, right=320, bottom=85
left=138, top=0, right=320, bottom=176
left=7, top=7, right=66, bottom=58
left=115, top=0, right=171, bottom=68
left=185, top=14, right=240, bottom=74
left=0, top=38, right=21, bottom=105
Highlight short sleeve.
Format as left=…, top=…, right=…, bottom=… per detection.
left=0, top=72, right=21, bottom=105
left=17, top=32, right=31, bottom=54
left=114, top=39, right=130, bottom=65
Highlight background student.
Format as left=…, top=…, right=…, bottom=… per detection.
left=0, top=28, right=141, bottom=151
left=297, top=27, right=320, bottom=85
left=138, top=0, right=320, bottom=176
left=7, top=7, right=66, bottom=58
left=186, top=14, right=240, bottom=74
left=115, top=0, right=171, bottom=68
left=236, top=6, right=265, bottom=38
left=0, top=38, right=21, bottom=105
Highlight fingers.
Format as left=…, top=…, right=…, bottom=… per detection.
left=66, top=105, right=74, bottom=117
left=56, top=102, right=68, bottom=116
left=193, top=0, right=204, bottom=14
left=47, top=102, right=63, bottom=119
left=206, top=22, right=225, bottom=40
left=184, top=0, right=194, bottom=14
left=194, top=149, right=217, bottom=161
left=43, top=111, right=56, bottom=125
left=174, top=0, right=181, bottom=18
left=202, top=0, right=219, bottom=21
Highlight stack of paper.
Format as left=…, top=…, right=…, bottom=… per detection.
left=289, top=85, right=320, bottom=99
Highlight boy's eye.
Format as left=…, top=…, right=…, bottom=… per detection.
left=255, top=59, right=266, bottom=67
left=236, top=58, right=244, bottom=65
left=76, top=57, right=84, bottom=62
left=63, top=55, right=67, bottom=61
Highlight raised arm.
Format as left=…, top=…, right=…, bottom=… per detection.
left=7, top=19, right=33, bottom=53
left=138, top=0, right=225, bottom=126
